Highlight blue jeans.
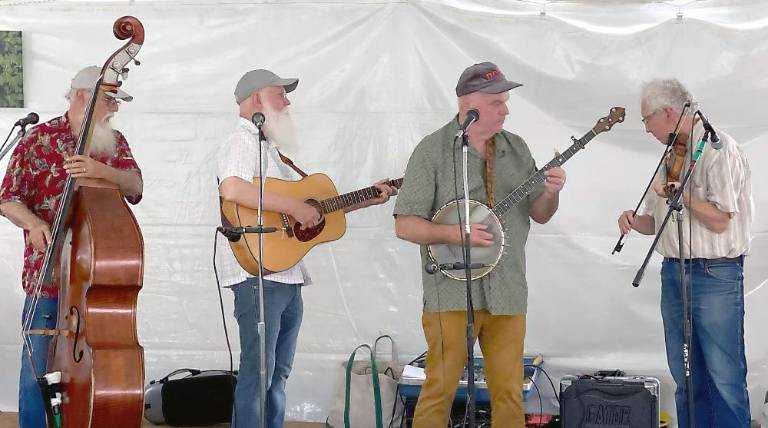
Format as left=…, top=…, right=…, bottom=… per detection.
left=231, top=278, right=303, bottom=428
left=661, top=257, right=750, bottom=428
left=19, top=295, right=58, bottom=428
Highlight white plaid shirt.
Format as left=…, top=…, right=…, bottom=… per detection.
left=642, top=123, right=753, bottom=259
left=215, top=117, right=310, bottom=287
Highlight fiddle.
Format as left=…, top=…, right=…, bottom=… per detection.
left=663, top=132, right=689, bottom=198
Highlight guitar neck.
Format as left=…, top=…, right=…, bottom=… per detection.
left=493, top=130, right=596, bottom=217
left=319, top=177, right=403, bottom=214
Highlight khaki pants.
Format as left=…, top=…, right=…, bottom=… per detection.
left=412, top=310, right=526, bottom=428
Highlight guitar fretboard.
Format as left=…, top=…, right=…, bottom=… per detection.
left=493, top=131, right=596, bottom=217
left=320, top=178, right=403, bottom=214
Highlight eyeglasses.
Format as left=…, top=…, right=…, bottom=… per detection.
left=101, top=97, right=122, bottom=107
left=640, top=109, right=660, bottom=125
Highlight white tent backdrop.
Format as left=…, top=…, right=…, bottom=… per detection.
left=1, top=0, right=767, bottom=424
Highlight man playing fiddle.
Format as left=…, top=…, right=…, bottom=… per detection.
left=617, top=78, right=752, bottom=428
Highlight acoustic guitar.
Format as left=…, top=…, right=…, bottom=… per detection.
left=221, top=174, right=403, bottom=275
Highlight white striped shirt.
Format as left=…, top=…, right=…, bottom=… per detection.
left=214, top=117, right=310, bottom=287
left=642, top=122, right=753, bottom=259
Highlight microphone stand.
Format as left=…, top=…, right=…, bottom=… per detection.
left=218, top=113, right=276, bottom=428
left=433, top=111, right=480, bottom=427
left=254, top=117, right=272, bottom=428
left=632, top=129, right=712, bottom=428
left=0, top=124, right=28, bottom=162
left=459, top=130, right=477, bottom=428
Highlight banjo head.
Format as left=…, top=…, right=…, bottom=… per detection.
left=426, top=199, right=504, bottom=281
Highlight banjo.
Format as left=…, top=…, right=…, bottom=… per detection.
left=426, top=107, right=625, bottom=280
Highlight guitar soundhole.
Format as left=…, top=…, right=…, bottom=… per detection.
left=293, top=219, right=325, bottom=242
left=293, top=199, right=324, bottom=242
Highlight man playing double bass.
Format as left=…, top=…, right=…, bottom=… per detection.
left=0, top=65, right=143, bottom=428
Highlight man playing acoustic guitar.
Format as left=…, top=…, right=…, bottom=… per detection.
left=393, top=62, right=566, bottom=427
left=215, top=69, right=397, bottom=428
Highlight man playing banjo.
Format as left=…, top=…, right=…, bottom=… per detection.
left=393, top=61, right=566, bottom=427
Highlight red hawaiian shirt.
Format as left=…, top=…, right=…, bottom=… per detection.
left=0, top=113, right=142, bottom=297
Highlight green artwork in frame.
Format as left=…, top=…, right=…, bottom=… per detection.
left=0, top=31, right=24, bottom=108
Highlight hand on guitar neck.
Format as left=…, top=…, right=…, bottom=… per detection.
left=343, top=178, right=399, bottom=213
left=281, top=177, right=398, bottom=230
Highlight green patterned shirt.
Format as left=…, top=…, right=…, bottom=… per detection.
left=393, top=118, right=544, bottom=315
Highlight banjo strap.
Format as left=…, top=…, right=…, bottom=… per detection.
left=485, top=137, right=496, bottom=208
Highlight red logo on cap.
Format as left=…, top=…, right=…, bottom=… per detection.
left=483, top=70, right=502, bottom=80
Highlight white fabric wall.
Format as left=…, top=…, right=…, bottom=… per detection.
left=1, top=0, right=766, bottom=424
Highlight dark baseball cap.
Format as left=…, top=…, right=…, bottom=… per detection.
left=455, top=62, right=522, bottom=97
left=234, top=69, right=299, bottom=104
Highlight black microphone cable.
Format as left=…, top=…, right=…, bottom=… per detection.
left=524, top=363, right=561, bottom=427
left=529, top=376, right=543, bottom=427
left=524, top=364, right=560, bottom=402
left=212, top=229, right=237, bottom=424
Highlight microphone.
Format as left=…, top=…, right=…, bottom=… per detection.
left=217, top=225, right=278, bottom=242
left=252, top=112, right=265, bottom=129
left=425, top=261, right=489, bottom=274
left=696, top=110, right=721, bottom=150
left=425, top=261, right=439, bottom=274
left=14, top=112, right=39, bottom=128
left=455, top=109, right=479, bottom=140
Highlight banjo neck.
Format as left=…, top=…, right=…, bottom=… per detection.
left=492, top=131, right=594, bottom=217
left=493, top=106, right=626, bottom=217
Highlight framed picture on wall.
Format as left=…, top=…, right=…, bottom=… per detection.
left=0, top=31, right=24, bottom=108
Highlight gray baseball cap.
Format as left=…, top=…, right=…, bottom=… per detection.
left=455, top=62, right=522, bottom=97
left=234, top=69, right=299, bottom=104
left=71, top=65, right=133, bottom=102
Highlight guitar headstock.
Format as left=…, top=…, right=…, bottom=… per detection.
left=591, top=106, right=626, bottom=135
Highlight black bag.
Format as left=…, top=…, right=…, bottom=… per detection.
left=144, top=368, right=237, bottom=426
left=560, top=375, right=660, bottom=428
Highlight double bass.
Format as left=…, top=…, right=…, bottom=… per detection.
left=21, top=16, right=146, bottom=428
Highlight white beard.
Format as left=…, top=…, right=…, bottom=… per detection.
left=262, top=105, right=297, bottom=156
left=89, top=115, right=118, bottom=155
